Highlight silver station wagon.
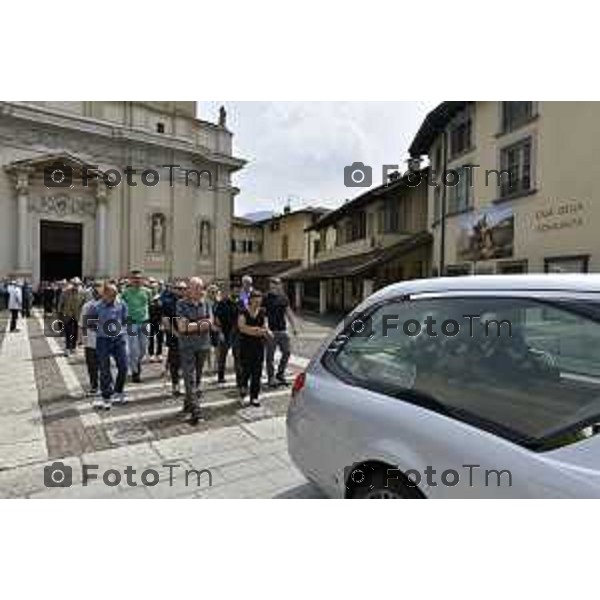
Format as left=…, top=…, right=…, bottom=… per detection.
left=287, top=275, right=600, bottom=498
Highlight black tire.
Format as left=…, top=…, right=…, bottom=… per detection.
left=349, top=464, right=424, bottom=499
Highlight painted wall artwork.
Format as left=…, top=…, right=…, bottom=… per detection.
left=457, top=205, right=514, bottom=262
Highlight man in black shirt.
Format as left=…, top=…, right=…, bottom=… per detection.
left=213, top=288, right=241, bottom=386
left=263, top=277, right=297, bottom=387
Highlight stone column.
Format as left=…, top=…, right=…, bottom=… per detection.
left=319, top=279, right=327, bottom=315
left=15, top=168, right=32, bottom=276
left=213, top=166, right=235, bottom=284
left=96, top=184, right=108, bottom=278
left=362, top=278, right=374, bottom=301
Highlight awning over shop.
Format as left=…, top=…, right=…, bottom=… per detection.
left=285, top=231, right=432, bottom=281
left=232, top=259, right=302, bottom=279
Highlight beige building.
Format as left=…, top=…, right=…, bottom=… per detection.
left=0, top=101, right=245, bottom=284
left=409, top=101, right=600, bottom=276
left=230, top=216, right=263, bottom=272
left=288, top=172, right=431, bottom=313
left=231, top=205, right=327, bottom=293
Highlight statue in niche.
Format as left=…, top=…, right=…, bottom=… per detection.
left=151, top=213, right=166, bottom=253
left=199, top=220, right=211, bottom=257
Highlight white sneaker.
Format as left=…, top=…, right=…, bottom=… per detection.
left=113, top=392, right=128, bottom=405
left=92, top=397, right=111, bottom=410
left=92, top=398, right=104, bottom=410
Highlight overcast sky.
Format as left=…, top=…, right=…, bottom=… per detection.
left=199, top=101, right=438, bottom=217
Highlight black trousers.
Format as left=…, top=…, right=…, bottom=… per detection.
left=217, top=333, right=241, bottom=385
left=166, top=333, right=180, bottom=386
left=9, top=309, right=19, bottom=332
left=240, top=340, right=264, bottom=400
left=64, top=318, right=78, bottom=351
left=84, top=347, right=99, bottom=391
left=148, top=324, right=164, bottom=356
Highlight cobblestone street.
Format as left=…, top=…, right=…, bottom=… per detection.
left=0, top=310, right=336, bottom=499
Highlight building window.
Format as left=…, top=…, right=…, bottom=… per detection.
left=270, top=220, right=280, bottom=232
left=247, top=240, right=254, bottom=253
left=199, top=220, right=211, bottom=257
left=346, top=211, right=366, bottom=242
left=282, top=234, right=289, bottom=259
left=544, top=255, right=589, bottom=274
left=313, top=239, right=321, bottom=257
left=447, top=165, right=472, bottom=214
left=500, top=138, right=533, bottom=198
left=383, top=201, right=399, bottom=234
left=433, top=186, right=441, bottom=223
left=231, top=239, right=237, bottom=253
left=449, top=110, right=472, bottom=159
left=498, top=260, right=528, bottom=274
left=434, top=145, right=442, bottom=173
left=156, top=122, right=165, bottom=134
left=445, top=264, right=473, bottom=277
left=501, top=102, right=534, bottom=133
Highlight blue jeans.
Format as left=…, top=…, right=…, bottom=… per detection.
left=126, top=323, right=148, bottom=375
left=96, top=336, right=128, bottom=399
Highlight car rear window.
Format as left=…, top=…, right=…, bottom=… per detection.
left=326, top=296, right=600, bottom=450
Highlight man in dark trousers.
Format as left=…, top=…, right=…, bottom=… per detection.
left=263, top=277, right=298, bottom=387
left=213, top=286, right=241, bottom=387
left=176, top=277, right=212, bottom=425
left=161, top=281, right=186, bottom=397
left=87, top=282, right=129, bottom=409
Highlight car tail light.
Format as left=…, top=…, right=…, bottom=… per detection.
left=291, top=372, right=306, bottom=397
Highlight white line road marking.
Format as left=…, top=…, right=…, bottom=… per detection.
left=33, top=311, right=101, bottom=428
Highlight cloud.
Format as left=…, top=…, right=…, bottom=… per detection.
left=199, top=101, right=437, bottom=215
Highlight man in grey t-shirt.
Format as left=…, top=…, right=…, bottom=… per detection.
left=176, top=277, right=212, bottom=424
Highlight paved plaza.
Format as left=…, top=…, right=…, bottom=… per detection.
left=0, top=311, right=336, bottom=499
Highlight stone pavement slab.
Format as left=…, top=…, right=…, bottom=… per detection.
left=0, top=319, right=48, bottom=469
left=240, top=416, right=287, bottom=441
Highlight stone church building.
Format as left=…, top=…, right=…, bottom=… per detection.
left=0, top=101, right=245, bottom=284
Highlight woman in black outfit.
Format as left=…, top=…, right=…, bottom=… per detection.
left=238, top=290, right=272, bottom=407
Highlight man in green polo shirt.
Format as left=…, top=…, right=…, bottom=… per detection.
left=121, top=269, right=152, bottom=383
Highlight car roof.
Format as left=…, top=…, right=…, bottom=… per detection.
left=369, top=274, right=600, bottom=303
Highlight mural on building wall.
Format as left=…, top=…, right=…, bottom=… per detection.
left=457, top=205, right=514, bottom=262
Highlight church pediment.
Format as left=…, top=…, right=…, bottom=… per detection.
left=4, top=149, right=113, bottom=178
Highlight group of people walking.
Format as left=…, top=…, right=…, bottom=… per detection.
left=9, top=271, right=297, bottom=426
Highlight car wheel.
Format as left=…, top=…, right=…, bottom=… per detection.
left=349, top=464, right=424, bottom=499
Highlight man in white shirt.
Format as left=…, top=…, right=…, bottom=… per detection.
left=8, top=280, right=23, bottom=332
left=79, top=284, right=102, bottom=396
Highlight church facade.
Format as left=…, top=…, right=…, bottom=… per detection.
left=0, top=101, right=245, bottom=284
